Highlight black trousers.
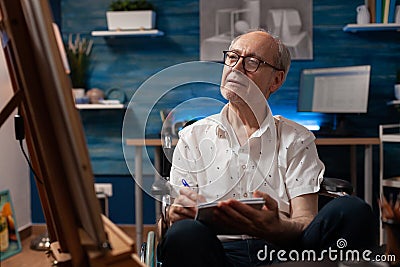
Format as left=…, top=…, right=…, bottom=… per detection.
left=157, top=196, right=377, bottom=267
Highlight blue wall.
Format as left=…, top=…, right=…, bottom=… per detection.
left=32, top=0, right=400, bottom=224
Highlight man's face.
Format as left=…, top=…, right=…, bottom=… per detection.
left=220, top=32, right=282, bottom=104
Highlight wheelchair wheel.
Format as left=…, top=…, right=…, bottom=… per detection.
left=140, top=241, right=147, bottom=263
left=145, top=231, right=156, bottom=267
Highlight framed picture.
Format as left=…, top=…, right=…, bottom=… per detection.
left=0, top=190, right=21, bottom=261
left=200, top=0, right=313, bottom=61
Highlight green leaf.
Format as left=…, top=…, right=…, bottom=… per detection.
left=109, top=0, right=154, bottom=11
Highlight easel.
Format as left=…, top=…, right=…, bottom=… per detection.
left=0, top=0, right=145, bottom=266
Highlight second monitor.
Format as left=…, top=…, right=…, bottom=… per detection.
left=298, top=65, right=371, bottom=136
left=298, top=65, right=371, bottom=113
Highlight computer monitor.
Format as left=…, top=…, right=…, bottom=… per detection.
left=297, top=65, right=371, bottom=136
left=298, top=65, right=371, bottom=113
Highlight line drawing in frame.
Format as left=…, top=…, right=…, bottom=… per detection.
left=200, top=0, right=313, bottom=61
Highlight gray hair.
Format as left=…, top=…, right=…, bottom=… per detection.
left=229, top=29, right=291, bottom=81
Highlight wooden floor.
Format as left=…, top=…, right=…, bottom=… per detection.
left=1, top=224, right=155, bottom=267
left=2, top=225, right=52, bottom=267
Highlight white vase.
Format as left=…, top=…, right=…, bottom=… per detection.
left=356, top=5, right=370, bottom=24
left=106, top=11, right=156, bottom=31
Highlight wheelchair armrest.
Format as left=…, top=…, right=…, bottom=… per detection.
left=320, top=177, right=353, bottom=196
left=151, top=178, right=171, bottom=196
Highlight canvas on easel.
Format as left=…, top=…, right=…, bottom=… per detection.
left=0, top=0, right=145, bottom=266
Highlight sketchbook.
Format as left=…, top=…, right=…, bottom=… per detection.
left=195, top=198, right=265, bottom=235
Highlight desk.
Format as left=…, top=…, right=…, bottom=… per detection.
left=126, top=137, right=379, bottom=251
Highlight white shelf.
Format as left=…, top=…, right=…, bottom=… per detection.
left=76, top=104, right=125, bottom=110
left=387, top=99, right=400, bottom=105
left=381, top=133, right=400, bottom=142
left=343, top=23, right=400, bottom=32
left=380, top=124, right=400, bottom=142
left=382, top=177, right=400, bottom=188
left=91, top=29, right=164, bottom=37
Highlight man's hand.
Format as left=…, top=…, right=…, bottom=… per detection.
left=214, top=191, right=281, bottom=240
left=168, top=188, right=204, bottom=225
left=214, top=191, right=317, bottom=246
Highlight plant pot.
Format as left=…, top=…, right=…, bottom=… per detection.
left=106, top=10, right=156, bottom=31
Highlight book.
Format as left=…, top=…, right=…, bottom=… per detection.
left=195, top=198, right=265, bottom=235
left=376, top=0, right=383, bottom=23
left=388, top=0, right=397, bottom=23
left=383, top=0, right=390, bottom=23
left=367, top=0, right=377, bottom=23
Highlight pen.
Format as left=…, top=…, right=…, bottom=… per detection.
left=182, top=178, right=190, bottom=187
left=182, top=179, right=200, bottom=194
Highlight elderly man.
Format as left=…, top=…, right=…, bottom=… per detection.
left=157, top=30, right=375, bottom=267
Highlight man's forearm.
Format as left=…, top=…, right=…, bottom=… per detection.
left=266, top=215, right=314, bottom=247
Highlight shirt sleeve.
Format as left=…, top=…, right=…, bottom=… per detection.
left=284, top=131, right=325, bottom=200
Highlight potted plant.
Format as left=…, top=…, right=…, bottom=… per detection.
left=107, top=0, right=156, bottom=31
left=65, top=34, right=93, bottom=90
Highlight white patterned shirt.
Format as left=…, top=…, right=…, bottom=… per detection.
left=170, top=104, right=324, bottom=215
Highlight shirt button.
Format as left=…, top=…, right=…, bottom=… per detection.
left=243, top=193, right=248, bottom=197
left=242, top=165, right=246, bottom=169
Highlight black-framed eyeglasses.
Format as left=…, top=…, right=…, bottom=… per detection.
left=223, top=50, right=284, bottom=73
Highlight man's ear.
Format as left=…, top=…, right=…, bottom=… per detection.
left=269, top=70, right=285, bottom=94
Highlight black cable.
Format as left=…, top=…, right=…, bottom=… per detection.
left=14, top=114, right=44, bottom=184
left=19, top=139, right=43, bottom=184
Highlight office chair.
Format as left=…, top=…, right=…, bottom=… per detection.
left=319, top=177, right=353, bottom=196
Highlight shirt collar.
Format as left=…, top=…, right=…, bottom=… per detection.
left=251, top=103, right=274, bottom=138
left=217, top=103, right=274, bottom=139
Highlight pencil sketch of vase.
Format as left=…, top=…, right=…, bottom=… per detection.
left=266, top=9, right=312, bottom=59
left=200, top=0, right=313, bottom=61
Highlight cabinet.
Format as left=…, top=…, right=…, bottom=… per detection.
left=379, top=124, right=400, bottom=244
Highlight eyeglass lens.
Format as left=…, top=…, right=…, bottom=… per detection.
left=224, top=51, right=260, bottom=72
